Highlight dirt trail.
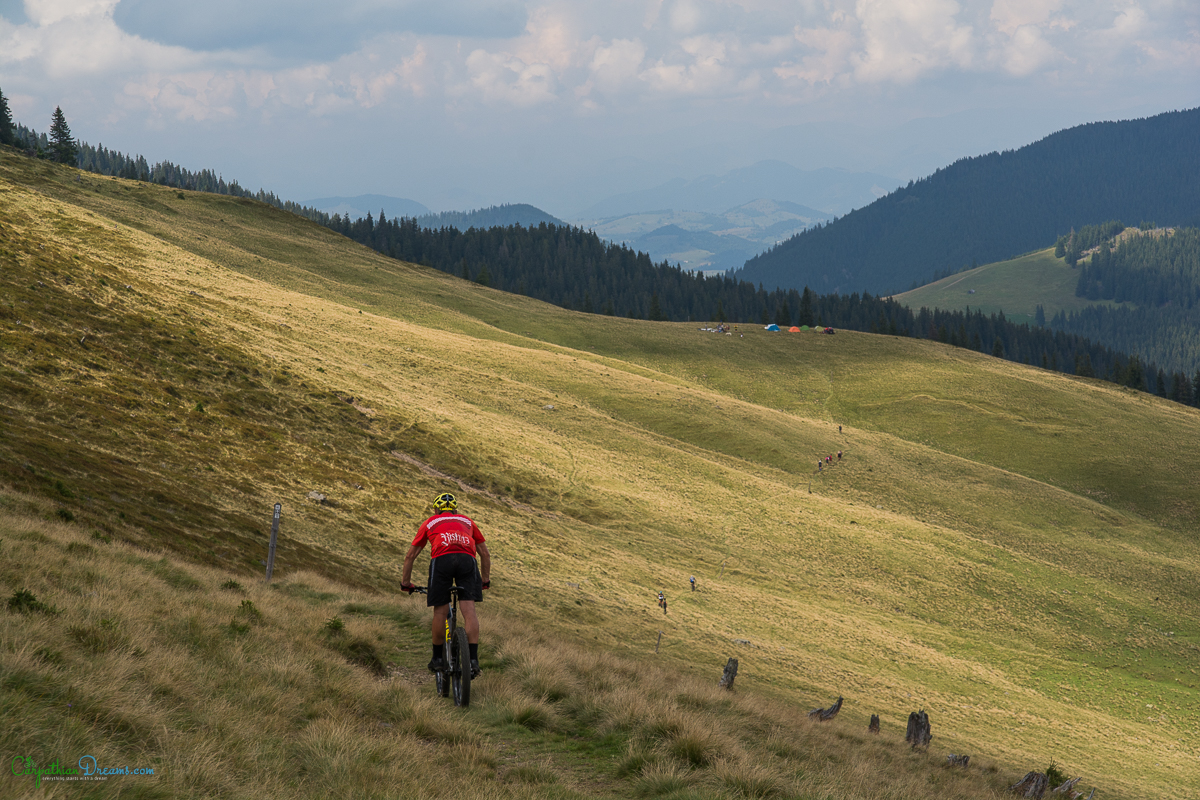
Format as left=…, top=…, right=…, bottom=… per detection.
left=390, top=451, right=558, bottom=519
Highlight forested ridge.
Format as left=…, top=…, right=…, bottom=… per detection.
left=1049, top=224, right=1200, bottom=380
left=736, top=107, right=1200, bottom=296
left=5, top=106, right=1198, bottom=407
left=415, top=203, right=563, bottom=230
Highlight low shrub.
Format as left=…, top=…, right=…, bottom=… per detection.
left=7, top=588, right=59, bottom=615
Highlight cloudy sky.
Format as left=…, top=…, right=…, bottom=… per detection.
left=1, top=0, right=1197, bottom=216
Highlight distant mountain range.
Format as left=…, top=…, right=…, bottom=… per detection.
left=736, top=107, right=1200, bottom=296
left=582, top=199, right=833, bottom=273
left=301, top=196, right=566, bottom=231
left=576, top=160, right=896, bottom=219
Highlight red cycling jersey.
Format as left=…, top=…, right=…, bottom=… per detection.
left=413, top=512, right=486, bottom=559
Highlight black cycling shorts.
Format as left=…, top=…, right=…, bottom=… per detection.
left=426, top=552, right=482, bottom=607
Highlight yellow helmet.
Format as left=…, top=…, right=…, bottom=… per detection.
left=433, top=492, right=457, bottom=512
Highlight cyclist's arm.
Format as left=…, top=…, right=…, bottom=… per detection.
left=400, top=542, right=424, bottom=586
left=477, top=541, right=491, bottom=584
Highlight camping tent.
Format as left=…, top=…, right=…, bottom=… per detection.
left=765, top=324, right=780, bottom=331
left=788, top=326, right=800, bottom=332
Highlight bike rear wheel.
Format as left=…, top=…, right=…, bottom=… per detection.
left=451, top=626, right=471, bottom=707
left=436, top=623, right=450, bottom=698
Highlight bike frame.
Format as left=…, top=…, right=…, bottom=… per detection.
left=414, top=585, right=470, bottom=707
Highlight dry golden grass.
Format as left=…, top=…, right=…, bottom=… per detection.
left=4, top=495, right=1032, bottom=799
left=3, top=150, right=1199, bottom=798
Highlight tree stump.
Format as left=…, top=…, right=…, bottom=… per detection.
left=718, top=658, right=738, bottom=690
left=1051, top=777, right=1082, bottom=795
left=808, top=696, right=843, bottom=721
left=868, top=714, right=880, bottom=734
left=1010, top=772, right=1049, bottom=799
left=905, top=710, right=932, bottom=749
left=947, top=754, right=970, bottom=767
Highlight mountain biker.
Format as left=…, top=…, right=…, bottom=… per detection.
left=400, top=492, right=491, bottom=677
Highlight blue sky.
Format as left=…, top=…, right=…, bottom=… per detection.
left=1, top=0, right=1197, bottom=216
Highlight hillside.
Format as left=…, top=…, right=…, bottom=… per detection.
left=894, top=248, right=1102, bottom=326
left=3, top=149, right=1200, bottom=799
left=736, top=107, right=1200, bottom=295
left=896, top=227, right=1200, bottom=381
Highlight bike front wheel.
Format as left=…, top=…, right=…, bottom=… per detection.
left=451, top=626, right=471, bottom=708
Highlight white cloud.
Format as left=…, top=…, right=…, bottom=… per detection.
left=853, top=0, right=976, bottom=83
left=465, top=49, right=558, bottom=106
left=997, top=24, right=1057, bottom=75
left=989, top=0, right=1062, bottom=35
left=589, top=38, right=647, bottom=93
left=24, top=0, right=116, bottom=26
left=122, top=71, right=241, bottom=122
left=1, top=0, right=1197, bottom=210
left=776, top=22, right=860, bottom=86
left=642, top=34, right=731, bottom=93
left=668, top=0, right=704, bottom=33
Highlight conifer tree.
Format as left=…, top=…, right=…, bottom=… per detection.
left=49, top=106, right=78, bottom=164
left=0, top=87, right=14, bottom=147
left=798, top=287, right=814, bottom=326
left=648, top=292, right=666, bottom=321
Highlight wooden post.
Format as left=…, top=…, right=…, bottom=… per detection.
left=265, top=503, right=281, bottom=581
left=655, top=631, right=662, bottom=653
left=719, top=558, right=727, bottom=578
left=868, top=714, right=880, bottom=734
left=1051, top=777, right=1082, bottom=795
left=1010, top=772, right=1049, bottom=799
left=905, top=710, right=932, bottom=749
left=808, top=696, right=843, bottom=721
left=718, top=657, right=738, bottom=690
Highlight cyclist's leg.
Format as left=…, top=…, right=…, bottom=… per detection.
left=427, top=556, right=455, bottom=670
left=459, top=600, right=479, bottom=643
left=431, top=604, right=450, bottom=642
left=450, top=553, right=483, bottom=644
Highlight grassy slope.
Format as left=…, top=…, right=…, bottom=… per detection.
left=892, top=248, right=1113, bottom=325
left=3, top=150, right=1199, bottom=798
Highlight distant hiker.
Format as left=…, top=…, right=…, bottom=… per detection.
left=401, top=492, right=491, bottom=678
left=839, top=425, right=842, bottom=434
left=818, top=461, right=822, bottom=472
left=658, top=591, right=668, bottom=614
left=690, top=575, right=696, bottom=592
left=837, top=451, right=842, bottom=460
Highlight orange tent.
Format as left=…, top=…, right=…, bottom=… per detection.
left=788, top=326, right=801, bottom=332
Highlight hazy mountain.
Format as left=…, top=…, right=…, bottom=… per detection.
left=629, top=225, right=759, bottom=272
left=576, top=161, right=897, bottom=219
left=736, top=107, right=1200, bottom=296
left=577, top=199, right=833, bottom=273
left=302, top=194, right=430, bottom=220
left=415, top=203, right=564, bottom=230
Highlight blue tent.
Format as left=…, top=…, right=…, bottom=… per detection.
left=765, top=323, right=780, bottom=331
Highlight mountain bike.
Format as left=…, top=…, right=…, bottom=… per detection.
left=412, top=586, right=471, bottom=708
